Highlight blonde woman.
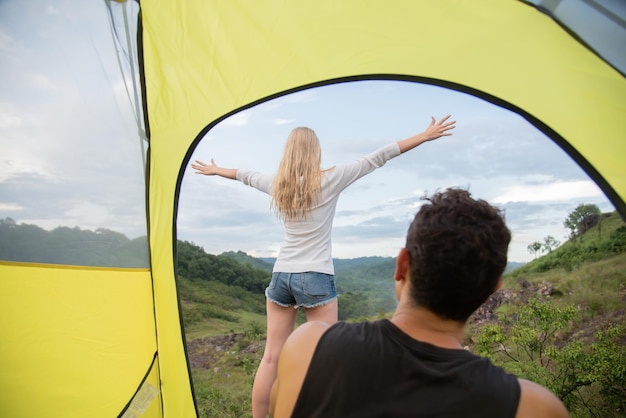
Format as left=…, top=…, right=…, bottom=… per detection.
left=191, top=115, right=456, bottom=418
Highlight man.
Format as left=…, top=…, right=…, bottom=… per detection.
left=269, top=188, right=569, bottom=418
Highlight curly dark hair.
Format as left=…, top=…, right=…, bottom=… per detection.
left=405, top=188, right=511, bottom=322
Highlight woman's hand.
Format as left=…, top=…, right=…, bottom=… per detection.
left=192, top=159, right=219, bottom=176
left=397, top=115, right=456, bottom=153
left=421, top=115, right=456, bottom=142
left=192, top=159, right=238, bottom=179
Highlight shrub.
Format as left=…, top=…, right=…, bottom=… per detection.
left=475, top=298, right=626, bottom=417
left=604, top=226, right=626, bottom=253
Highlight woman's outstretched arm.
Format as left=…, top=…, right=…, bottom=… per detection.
left=191, top=159, right=238, bottom=180
left=397, top=115, right=456, bottom=153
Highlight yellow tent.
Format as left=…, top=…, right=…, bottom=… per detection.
left=1, top=1, right=624, bottom=417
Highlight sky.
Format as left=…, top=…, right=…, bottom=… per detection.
left=0, top=0, right=619, bottom=265
left=0, top=1, right=148, bottom=240
left=177, top=82, right=615, bottom=263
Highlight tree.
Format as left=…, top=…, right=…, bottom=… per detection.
left=338, top=292, right=369, bottom=320
left=527, top=241, right=542, bottom=259
left=564, top=204, right=601, bottom=238
left=542, top=235, right=560, bottom=253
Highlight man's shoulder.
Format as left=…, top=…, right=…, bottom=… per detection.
left=289, top=320, right=330, bottom=346
left=280, top=321, right=333, bottom=368
left=516, top=379, right=569, bottom=418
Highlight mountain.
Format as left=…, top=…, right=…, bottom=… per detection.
left=0, top=217, right=149, bottom=267
left=505, top=261, right=526, bottom=272
left=222, top=251, right=273, bottom=272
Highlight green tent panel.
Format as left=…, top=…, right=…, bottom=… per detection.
left=1, top=1, right=624, bottom=417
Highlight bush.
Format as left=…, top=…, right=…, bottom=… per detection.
left=474, top=298, right=626, bottom=417
left=604, top=226, right=626, bottom=253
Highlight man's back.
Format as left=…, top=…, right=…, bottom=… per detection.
left=291, top=320, right=520, bottom=418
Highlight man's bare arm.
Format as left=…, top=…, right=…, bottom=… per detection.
left=269, top=321, right=329, bottom=418
left=516, top=379, right=569, bottom=418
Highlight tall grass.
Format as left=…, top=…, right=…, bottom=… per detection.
left=193, top=370, right=253, bottom=418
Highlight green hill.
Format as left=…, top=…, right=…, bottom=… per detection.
left=510, top=211, right=626, bottom=275
left=222, top=250, right=274, bottom=272
left=0, top=217, right=149, bottom=267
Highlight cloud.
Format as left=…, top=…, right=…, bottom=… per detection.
left=0, top=203, right=22, bottom=211
left=0, top=29, right=14, bottom=51
left=493, top=180, right=603, bottom=203
left=0, top=105, right=22, bottom=129
left=46, top=5, right=60, bottom=16
left=273, top=118, right=294, bottom=125
left=27, top=72, right=59, bottom=92
left=335, top=215, right=409, bottom=239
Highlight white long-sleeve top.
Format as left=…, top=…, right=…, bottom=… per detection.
left=236, top=142, right=401, bottom=274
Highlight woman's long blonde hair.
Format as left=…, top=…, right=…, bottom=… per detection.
left=271, top=127, right=323, bottom=220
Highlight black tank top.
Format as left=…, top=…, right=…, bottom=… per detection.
left=291, top=319, right=520, bottom=417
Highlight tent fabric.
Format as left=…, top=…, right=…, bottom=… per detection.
left=141, top=0, right=624, bottom=415
left=0, top=264, right=158, bottom=417
left=523, top=0, right=626, bottom=76
left=1, top=1, right=624, bottom=417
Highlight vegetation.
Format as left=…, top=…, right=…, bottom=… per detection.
left=0, top=217, right=149, bottom=267
left=472, top=210, right=626, bottom=417
left=225, top=251, right=398, bottom=320
left=564, top=203, right=602, bottom=239
left=181, top=210, right=625, bottom=417
left=177, top=241, right=271, bottom=294
left=474, top=298, right=626, bottom=417
left=333, top=257, right=397, bottom=319
left=512, top=212, right=626, bottom=275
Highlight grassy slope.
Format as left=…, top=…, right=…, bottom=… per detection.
left=504, top=212, right=626, bottom=319
left=177, top=277, right=266, bottom=339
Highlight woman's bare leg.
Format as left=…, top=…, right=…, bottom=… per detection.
left=252, top=299, right=297, bottom=418
left=305, top=299, right=338, bottom=325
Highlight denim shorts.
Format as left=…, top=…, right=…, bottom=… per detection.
left=265, top=271, right=337, bottom=309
